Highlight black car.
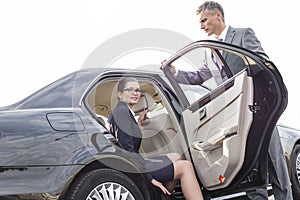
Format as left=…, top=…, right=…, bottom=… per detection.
left=277, top=124, right=300, bottom=199
left=0, top=40, right=289, bottom=199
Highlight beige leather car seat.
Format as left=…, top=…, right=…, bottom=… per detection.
left=132, top=92, right=178, bottom=157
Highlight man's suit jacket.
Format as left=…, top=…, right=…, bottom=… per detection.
left=223, top=26, right=268, bottom=74
left=175, top=26, right=268, bottom=85
left=224, top=26, right=268, bottom=59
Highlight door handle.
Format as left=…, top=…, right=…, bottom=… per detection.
left=199, top=108, right=206, bottom=121
left=192, top=126, right=238, bottom=152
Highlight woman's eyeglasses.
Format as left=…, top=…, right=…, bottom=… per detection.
left=122, top=88, right=143, bottom=94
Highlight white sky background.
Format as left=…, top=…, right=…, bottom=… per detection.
left=0, top=0, right=299, bottom=129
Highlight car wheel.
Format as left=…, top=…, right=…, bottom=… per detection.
left=65, top=168, right=144, bottom=200
left=290, top=144, right=300, bottom=199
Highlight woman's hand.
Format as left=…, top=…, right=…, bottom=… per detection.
left=151, top=179, right=171, bottom=195
left=137, top=110, right=148, bottom=126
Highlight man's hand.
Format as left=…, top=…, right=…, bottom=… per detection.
left=151, top=179, right=171, bottom=195
left=161, top=60, right=177, bottom=74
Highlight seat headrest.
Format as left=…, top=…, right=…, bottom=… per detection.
left=132, top=92, right=155, bottom=114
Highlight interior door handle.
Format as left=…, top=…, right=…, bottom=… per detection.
left=192, top=126, right=238, bottom=151
left=199, top=108, right=206, bottom=121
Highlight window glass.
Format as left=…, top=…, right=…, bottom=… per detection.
left=169, top=47, right=249, bottom=105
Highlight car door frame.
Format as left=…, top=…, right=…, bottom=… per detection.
left=161, top=40, right=288, bottom=195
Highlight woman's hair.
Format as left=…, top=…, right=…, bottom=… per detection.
left=117, top=77, right=139, bottom=92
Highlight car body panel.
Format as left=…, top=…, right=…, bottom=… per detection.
left=278, top=124, right=300, bottom=160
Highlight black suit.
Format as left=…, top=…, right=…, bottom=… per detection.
left=108, top=101, right=174, bottom=183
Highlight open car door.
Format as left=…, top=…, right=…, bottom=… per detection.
left=161, top=41, right=288, bottom=193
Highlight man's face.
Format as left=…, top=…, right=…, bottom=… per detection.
left=199, top=10, right=222, bottom=36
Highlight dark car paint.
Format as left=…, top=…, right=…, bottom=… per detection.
left=0, top=108, right=99, bottom=194
left=0, top=69, right=167, bottom=199
left=0, top=106, right=155, bottom=198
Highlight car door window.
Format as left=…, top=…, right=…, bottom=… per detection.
left=170, top=47, right=249, bottom=106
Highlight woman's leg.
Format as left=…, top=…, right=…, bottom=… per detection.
left=173, top=160, right=204, bottom=200
left=164, top=153, right=182, bottom=192
left=166, top=153, right=182, bottom=162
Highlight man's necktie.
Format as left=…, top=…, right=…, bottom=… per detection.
left=211, top=38, right=223, bottom=70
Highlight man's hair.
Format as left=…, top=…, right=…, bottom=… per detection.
left=196, top=1, right=225, bottom=22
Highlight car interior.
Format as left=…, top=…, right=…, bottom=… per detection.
left=86, top=79, right=187, bottom=159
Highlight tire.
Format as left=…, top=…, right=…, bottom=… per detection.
left=65, top=168, right=144, bottom=200
left=289, top=144, right=300, bottom=199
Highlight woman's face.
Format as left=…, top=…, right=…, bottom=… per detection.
left=118, top=81, right=142, bottom=107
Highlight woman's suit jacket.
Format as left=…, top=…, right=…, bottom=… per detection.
left=108, top=101, right=143, bottom=154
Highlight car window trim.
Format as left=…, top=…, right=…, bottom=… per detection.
left=187, top=79, right=235, bottom=113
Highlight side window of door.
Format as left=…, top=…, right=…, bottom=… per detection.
left=170, top=47, right=249, bottom=105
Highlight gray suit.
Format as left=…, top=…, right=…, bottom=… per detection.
left=175, top=26, right=268, bottom=85
left=224, top=26, right=268, bottom=59
left=176, top=26, right=293, bottom=200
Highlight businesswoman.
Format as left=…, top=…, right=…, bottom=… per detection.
left=108, top=77, right=203, bottom=200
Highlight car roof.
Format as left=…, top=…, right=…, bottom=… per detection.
left=7, top=67, right=164, bottom=110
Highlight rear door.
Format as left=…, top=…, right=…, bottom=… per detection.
left=161, top=41, right=288, bottom=191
